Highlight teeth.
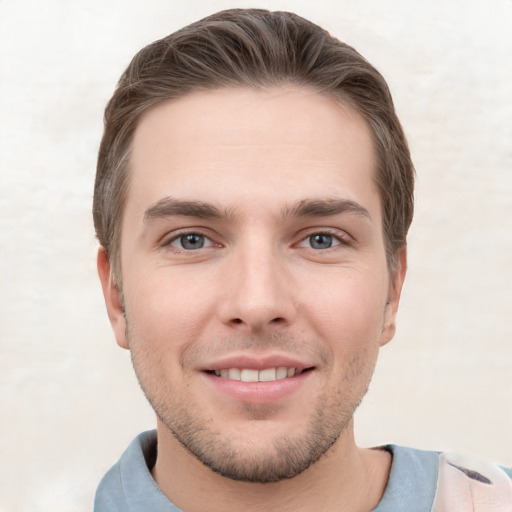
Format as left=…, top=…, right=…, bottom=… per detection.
left=213, top=367, right=299, bottom=381
left=276, top=367, right=288, bottom=379
left=259, top=368, right=276, bottom=381
left=228, top=368, right=241, bottom=380
left=240, top=369, right=259, bottom=382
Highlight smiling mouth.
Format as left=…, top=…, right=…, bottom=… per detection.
left=206, top=367, right=314, bottom=382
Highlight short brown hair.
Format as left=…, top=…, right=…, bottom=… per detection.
left=93, top=8, right=414, bottom=283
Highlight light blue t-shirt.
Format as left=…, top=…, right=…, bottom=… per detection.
left=94, top=430, right=512, bottom=511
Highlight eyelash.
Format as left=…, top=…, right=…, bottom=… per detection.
left=296, top=229, right=351, bottom=250
left=162, top=230, right=217, bottom=251
left=162, top=228, right=351, bottom=252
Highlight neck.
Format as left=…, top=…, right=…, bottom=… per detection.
left=151, top=419, right=391, bottom=512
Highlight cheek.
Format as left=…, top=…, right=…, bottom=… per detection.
left=306, top=270, right=388, bottom=337
left=123, top=271, right=224, bottom=391
left=124, top=265, right=216, bottom=333
left=302, top=270, right=387, bottom=381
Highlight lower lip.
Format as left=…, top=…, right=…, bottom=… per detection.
left=202, top=371, right=312, bottom=404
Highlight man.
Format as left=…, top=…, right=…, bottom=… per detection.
left=93, top=8, right=511, bottom=511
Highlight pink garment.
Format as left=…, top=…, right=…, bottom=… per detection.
left=432, top=452, right=512, bottom=511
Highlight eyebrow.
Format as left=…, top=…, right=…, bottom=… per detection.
left=282, top=198, right=372, bottom=221
left=143, top=197, right=228, bottom=222
left=143, top=196, right=371, bottom=223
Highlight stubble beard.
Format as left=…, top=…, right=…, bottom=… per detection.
left=151, top=392, right=361, bottom=483
left=127, top=325, right=374, bottom=484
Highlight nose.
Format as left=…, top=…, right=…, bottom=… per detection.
left=217, top=239, right=297, bottom=333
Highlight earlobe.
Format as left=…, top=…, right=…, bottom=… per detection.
left=97, top=247, right=129, bottom=349
left=380, top=247, right=407, bottom=347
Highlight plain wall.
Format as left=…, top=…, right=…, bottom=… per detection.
left=0, top=1, right=511, bottom=510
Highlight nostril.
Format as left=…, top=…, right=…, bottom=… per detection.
left=270, top=317, right=285, bottom=324
left=232, top=318, right=243, bottom=324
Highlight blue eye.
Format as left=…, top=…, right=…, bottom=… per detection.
left=171, top=233, right=208, bottom=250
left=309, top=233, right=335, bottom=249
left=297, top=232, right=343, bottom=250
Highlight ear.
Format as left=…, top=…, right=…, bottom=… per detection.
left=380, top=246, right=407, bottom=347
left=97, top=247, right=128, bottom=349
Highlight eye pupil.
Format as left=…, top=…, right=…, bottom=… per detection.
left=181, top=234, right=204, bottom=250
left=310, top=234, right=332, bottom=249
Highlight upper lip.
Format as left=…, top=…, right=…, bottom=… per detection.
left=200, top=353, right=315, bottom=372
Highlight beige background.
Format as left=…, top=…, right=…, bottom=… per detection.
left=0, top=0, right=511, bottom=510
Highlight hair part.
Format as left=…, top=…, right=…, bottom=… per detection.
left=93, top=8, right=414, bottom=284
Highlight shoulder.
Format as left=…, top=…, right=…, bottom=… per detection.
left=372, top=445, right=440, bottom=511
left=373, top=445, right=511, bottom=512
left=94, top=430, right=179, bottom=512
left=94, top=461, right=124, bottom=512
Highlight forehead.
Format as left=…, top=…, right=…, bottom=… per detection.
left=126, top=86, right=379, bottom=219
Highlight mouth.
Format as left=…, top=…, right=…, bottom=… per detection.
left=200, top=354, right=316, bottom=403
left=201, top=361, right=315, bottom=403
left=205, top=367, right=313, bottom=382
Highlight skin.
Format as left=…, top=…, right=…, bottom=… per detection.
left=98, top=86, right=407, bottom=512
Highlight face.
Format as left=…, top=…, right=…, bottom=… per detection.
left=98, top=87, right=406, bottom=483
